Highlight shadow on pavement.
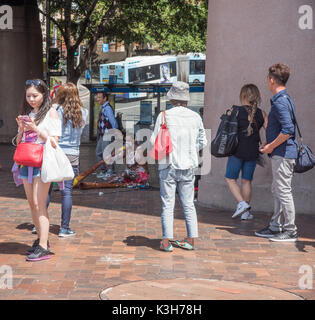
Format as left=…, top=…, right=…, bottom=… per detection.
left=295, top=241, right=315, bottom=253
left=0, top=242, right=30, bottom=255
left=16, top=223, right=60, bottom=236
left=123, top=236, right=161, bottom=251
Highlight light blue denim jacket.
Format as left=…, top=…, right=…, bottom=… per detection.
left=54, top=105, right=89, bottom=156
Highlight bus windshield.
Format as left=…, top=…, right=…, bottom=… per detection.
left=190, top=60, right=205, bottom=75
left=128, top=64, right=160, bottom=83
left=128, top=61, right=177, bottom=83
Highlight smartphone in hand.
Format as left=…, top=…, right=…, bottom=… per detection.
left=19, top=115, right=31, bottom=122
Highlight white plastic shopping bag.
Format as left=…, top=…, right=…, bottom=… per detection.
left=41, top=137, right=74, bottom=183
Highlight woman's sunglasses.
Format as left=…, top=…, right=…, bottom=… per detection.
left=25, top=79, right=41, bottom=86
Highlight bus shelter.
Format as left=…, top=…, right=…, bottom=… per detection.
left=83, top=83, right=204, bottom=141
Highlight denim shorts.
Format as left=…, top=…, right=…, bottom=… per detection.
left=18, top=166, right=41, bottom=180
left=225, top=155, right=257, bottom=181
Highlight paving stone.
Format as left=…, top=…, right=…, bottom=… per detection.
left=1, top=144, right=315, bottom=300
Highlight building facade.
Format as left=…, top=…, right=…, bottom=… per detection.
left=199, top=0, right=315, bottom=214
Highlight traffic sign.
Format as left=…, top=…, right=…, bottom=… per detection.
left=102, top=44, right=109, bottom=53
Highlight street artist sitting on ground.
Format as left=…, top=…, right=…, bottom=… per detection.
left=76, top=134, right=149, bottom=189
left=103, top=135, right=149, bottom=186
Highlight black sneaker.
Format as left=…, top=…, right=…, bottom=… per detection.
left=254, top=227, right=282, bottom=238
left=26, top=239, right=50, bottom=254
left=269, top=230, right=298, bottom=242
left=26, top=245, right=51, bottom=262
left=26, top=239, right=39, bottom=254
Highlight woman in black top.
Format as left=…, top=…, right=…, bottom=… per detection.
left=225, top=84, right=268, bottom=220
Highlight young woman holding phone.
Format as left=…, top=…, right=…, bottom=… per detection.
left=15, top=79, right=61, bottom=261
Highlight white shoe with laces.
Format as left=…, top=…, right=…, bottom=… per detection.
left=232, top=201, right=251, bottom=218
left=241, top=211, right=254, bottom=220
left=96, top=172, right=106, bottom=179
left=101, top=172, right=113, bottom=180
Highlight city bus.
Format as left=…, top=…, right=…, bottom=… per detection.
left=187, top=52, right=206, bottom=83
left=99, top=55, right=177, bottom=98
left=99, top=53, right=206, bottom=98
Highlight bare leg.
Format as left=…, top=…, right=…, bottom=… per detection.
left=241, top=179, right=252, bottom=203
left=33, top=178, right=51, bottom=250
left=225, top=178, right=244, bottom=203
left=22, top=179, right=41, bottom=239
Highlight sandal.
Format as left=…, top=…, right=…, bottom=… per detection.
left=174, top=240, right=194, bottom=250
left=160, top=240, right=173, bottom=252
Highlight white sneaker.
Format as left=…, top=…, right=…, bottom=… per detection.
left=241, top=211, right=254, bottom=220
left=101, top=172, right=113, bottom=180
left=232, top=201, right=251, bottom=218
left=96, top=172, right=106, bottom=179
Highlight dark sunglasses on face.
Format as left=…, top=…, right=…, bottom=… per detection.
left=25, top=79, right=41, bottom=86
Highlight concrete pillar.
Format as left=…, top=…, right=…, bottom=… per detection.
left=0, top=0, right=43, bottom=143
left=199, top=0, right=315, bottom=214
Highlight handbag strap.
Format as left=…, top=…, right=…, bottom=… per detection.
left=161, top=111, right=167, bottom=126
left=274, top=94, right=303, bottom=151
left=12, top=133, right=19, bottom=147
left=279, top=94, right=303, bottom=139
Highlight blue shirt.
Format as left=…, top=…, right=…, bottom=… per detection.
left=266, top=89, right=298, bottom=159
left=97, top=102, right=118, bottom=135
left=55, top=105, right=89, bottom=156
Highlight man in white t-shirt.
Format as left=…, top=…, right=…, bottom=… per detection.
left=150, top=81, right=207, bottom=252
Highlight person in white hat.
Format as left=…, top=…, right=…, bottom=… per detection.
left=150, top=81, right=207, bottom=252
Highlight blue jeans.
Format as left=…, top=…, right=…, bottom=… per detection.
left=96, top=136, right=114, bottom=173
left=159, top=167, right=198, bottom=239
left=47, top=165, right=79, bottom=229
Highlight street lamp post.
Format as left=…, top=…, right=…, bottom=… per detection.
left=46, top=0, right=50, bottom=87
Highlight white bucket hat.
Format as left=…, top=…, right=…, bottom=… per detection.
left=166, top=81, right=190, bottom=101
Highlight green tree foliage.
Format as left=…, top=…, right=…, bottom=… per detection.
left=38, top=0, right=208, bottom=83
left=146, top=0, right=208, bottom=54
left=107, top=0, right=208, bottom=54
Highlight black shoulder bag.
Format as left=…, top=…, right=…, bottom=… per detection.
left=283, top=95, right=315, bottom=173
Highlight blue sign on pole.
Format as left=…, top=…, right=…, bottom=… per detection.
left=86, top=84, right=204, bottom=94
left=102, top=44, right=109, bottom=53
left=140, top=101, right=152, bottom=125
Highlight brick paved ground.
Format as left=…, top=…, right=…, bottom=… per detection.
left=0, top=143, right=315, bottom=300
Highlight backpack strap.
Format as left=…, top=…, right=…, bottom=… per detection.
left=228, top=105, right=240, bottom=117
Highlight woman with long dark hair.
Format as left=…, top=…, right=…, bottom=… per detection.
left=225, top=84, right=268, bottom=220
left=15, top=79, right=61, bottom=261
left=47, top=82, right=88, bottom=237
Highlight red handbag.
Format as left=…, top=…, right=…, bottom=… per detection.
left=150, top=111, right=173, bottom=160
left=13, top=142, right=43, bottom=167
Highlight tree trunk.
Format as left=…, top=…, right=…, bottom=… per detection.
left=125, top=42, right=134, bottom=57
left=66, top=47, right=81, bottom=85
left=47, top=0, right=119, bottom=85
